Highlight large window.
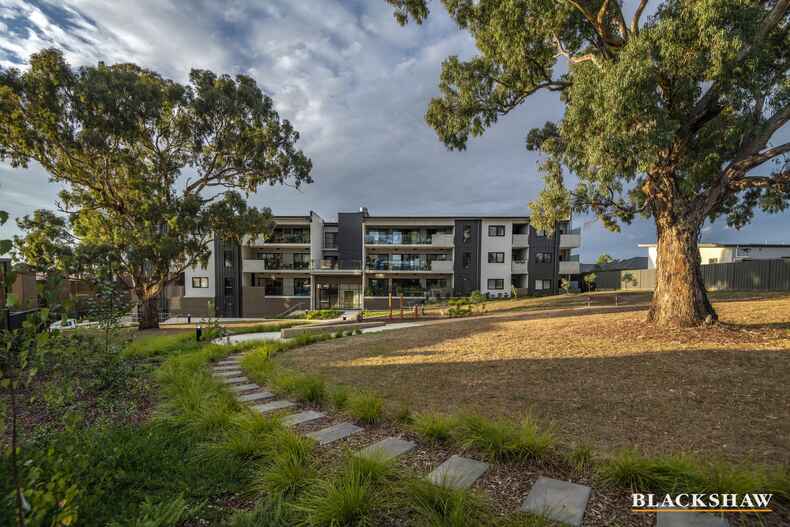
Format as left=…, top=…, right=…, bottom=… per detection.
left=488, top=225, right=505, bottom=237
left=293, top=278, right=310, bottom=296
left=224, top=249, right=234, bottom=269
left=487, top=278, right=504, bottom=290
left=535, top=252, right=553, bottom=264
left=534, top=279, right=552, bottom=291
left=488, top=252, right=505, bottom=263
left=293, top=253, right=310, bottom=270
left=463, top=225, right=472, bottom=243
left=270, top=226, right=310, bottom=244
left=367, top=278, right=389, bottom=296
left=191, top=277, right=209, bottom=288
left=324, top=231, right=337, bottom=249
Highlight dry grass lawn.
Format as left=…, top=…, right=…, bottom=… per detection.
left=275, top=294, right=790, bottom=465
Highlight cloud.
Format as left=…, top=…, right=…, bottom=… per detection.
left=1, top=0, right=788, bottom=263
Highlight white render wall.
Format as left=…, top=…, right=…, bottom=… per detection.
left=184, top=249, right=215, bottom=298
left=647, top=245, right=790, bottom=269
left=480, top=219, right=512, bottom=296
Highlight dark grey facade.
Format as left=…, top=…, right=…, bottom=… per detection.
left=453, top=219, right=481, bottom=295
left=337, top=211, right=364, bottom=269
left=214, top=238, right=242, bottom=317
left=527, top=228, right=560, bottom=295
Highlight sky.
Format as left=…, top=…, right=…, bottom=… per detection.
left=0, top=0, right=788, bottom=262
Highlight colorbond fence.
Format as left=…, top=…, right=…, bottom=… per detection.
left=591, top=259, right=790, bottom=291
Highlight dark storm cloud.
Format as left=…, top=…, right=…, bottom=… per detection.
left=0, top=0, right=788, bottom=262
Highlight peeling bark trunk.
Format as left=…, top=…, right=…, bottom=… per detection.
left=138, top=293, right=160, bottom=330
left=647, top=219, right=716, bottom=326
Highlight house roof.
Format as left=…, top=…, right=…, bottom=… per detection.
left=581, top=256, right=649, bottom=273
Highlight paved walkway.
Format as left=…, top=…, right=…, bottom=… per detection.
left=208, top=351, right=729, bottom=527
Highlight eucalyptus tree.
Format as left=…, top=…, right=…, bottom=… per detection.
left=387, top=0, right=789, bottom=326
left=1, top=49, right=312, bottom=328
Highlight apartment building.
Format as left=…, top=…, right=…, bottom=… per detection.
left=167, top=208, right=581, bottom=317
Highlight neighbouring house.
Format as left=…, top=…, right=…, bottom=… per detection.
left=164, top=208, right=583, bottom=317
left=580, top=256, right=649, bottom=274
left=639, top=243, right=790, bottom=269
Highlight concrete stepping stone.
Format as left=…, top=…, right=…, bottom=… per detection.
left=427, top=455, right=489, bottom=489
left=357, top=437, right=415, bottom=461
left=656, top=512, right=729, bottom=527
left=306, top=422, right=363, bottom=445
left=252, top=400, right=295, bottom=414
left=229, top=383, right=259, bottom=392
left=237, top=391, right=274, bottom=403
left=213, top=365, right=242, bottom=372
left=213, top=369, right=243, bottom=377
left=520, top=476, right=591, bottom=527
left=221, top=375, right=249, bottom=384
left=217, top=359, right=240, bottom=366
left=281, top=410, right=326, bottom=427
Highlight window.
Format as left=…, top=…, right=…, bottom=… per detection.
left=224, top=277, right=233, bottom=295
left=463, top=252, right=472, bottom=269
left=488, top=252, right=505, bottom=263
left=264, top=278, right=284, bottom=296
left=293, top=278, right=310, bottom=297
left=191, top=277, right=209, bottom=288
left=535, top=252, right=553, bottom=264
left=488, top=225, right=505, bottom=237
left=367, top=278, right=389, bottom=296
left=708, top=258, right=718, bottom=264
left=224, top=249, right=234, bottom=269
left=487, top=278, right=504, bottom=290
left=293, top=253, right=310, bottom=269
left=463, top=225, right=472, bottom=243
left=534, top=279, right=552, bottom=291
left=324, top=231, right=337, bottom=249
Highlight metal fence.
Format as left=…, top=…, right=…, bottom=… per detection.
left=589, top=259, right=790, bottom=291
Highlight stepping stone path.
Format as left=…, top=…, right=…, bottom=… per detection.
left=281, top=410, right=325, bottom=427
left=306, top=422, right=363, bottom=445
left=428, top=455, right=489, bottom=489
left=237, top=391, right=274, bottom=403
left=229, top=383, right=259, bottom=392
left=252, top=400, right=295, bottom=414
left=520, top=476, right=591, bottom=527
left=357, top=437, right=415, bottom=461
left=656, top=513, right=729, bottom=527
left=210, top=355, right=610, bottom=525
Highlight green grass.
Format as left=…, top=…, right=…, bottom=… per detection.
left=295, top=472, right=376, bottom=526
left=346, top=391, right=385, bottom=424
left=404, top=478, right=488, bottom=527
left=122, top=331, right=200, bottom=358
left=227, top=321, right=309, bottom=335
left=412, top=413, right=456, bottom=444
left=305, top=309, right=343, bottom=320
left=454, top=414, right=555, bottom=462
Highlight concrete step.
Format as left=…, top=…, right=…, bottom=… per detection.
left=427, top=455, right=488, bottom=489
left=229, top=383, right=260, bottom=392
left=520, top=476, right=592, bottom=527
left=237, top=391, right=274, bottom=403
left=306, top=422, right=363, bottom=445
left=252, top=400, right=295, bottom=414
left=220, top=376, right=249, bottom=384
left=281, top=410, right=326, bottom=427
left=357, top=437, right=415, bottom=461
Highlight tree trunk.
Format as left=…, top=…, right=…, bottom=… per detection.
left=647, top=220, right=716, bottom=327
left=138, top=294, right=160, bottom=330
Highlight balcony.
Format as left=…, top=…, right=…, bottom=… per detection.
left=511, top=260, right=528, bottom=274
left=242, top=260, right=310, bottom=273
left=512, top=234, right=530, bottom=247
left=559, top=255, right=581, bottom=275
left=560, top=228, right=581, bottom=248
left=365, top=259, right=453, bottom=273
left=364, top=232, right=454, bottom=247
left=312, top=259, right=363, bottom=273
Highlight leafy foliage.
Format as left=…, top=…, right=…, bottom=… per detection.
left=1, top=49, right=312, bottom=328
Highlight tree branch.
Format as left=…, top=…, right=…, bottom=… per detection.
left=554, top=34, right=601, bottom=67
left=631, top=0, right=649, bottom=34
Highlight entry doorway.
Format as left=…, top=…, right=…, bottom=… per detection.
left=343, top=290, right=355, bottom=308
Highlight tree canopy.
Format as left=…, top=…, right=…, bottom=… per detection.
left=1, top=49, right=312, bottom=328
left=387, top=0, right=789, bottom=326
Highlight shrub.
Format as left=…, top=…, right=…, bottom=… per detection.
left=565, top=444, right=594, bottom=473
left=289, top=374, right=326, bottom=405
left=226, top=497, right=293, bottom=527
left=305, top=309, right=343, bottom=320
left=353, top=328, right=363, bottom=335
left=412, top=413, right=455, bottom=444
left=404, top=478, right=487, bottom=527
left=122, top=331, right=199, bottom=358
left=258, top=431, right=316, bottom=499
left=347, top=391, right=384, bottom=424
